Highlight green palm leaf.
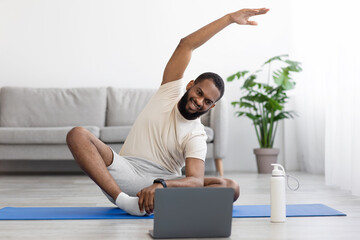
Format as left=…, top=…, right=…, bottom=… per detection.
left=228, top=54, right=302, bottom=148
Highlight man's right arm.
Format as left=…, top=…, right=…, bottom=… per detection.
left=161, top=8, right=269, bottom=85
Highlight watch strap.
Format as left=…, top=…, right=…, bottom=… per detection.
left=153, top=178, right=167, bottom=188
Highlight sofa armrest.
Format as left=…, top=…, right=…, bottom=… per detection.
left=210, top=97, right=228, bottom=159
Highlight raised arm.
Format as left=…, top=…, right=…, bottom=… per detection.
left=161, top=8, right=269, bottom=85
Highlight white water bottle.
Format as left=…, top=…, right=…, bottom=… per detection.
left=270, top=164, right=286, bottom=223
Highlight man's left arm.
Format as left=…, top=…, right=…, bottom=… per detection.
left=161, top=8, right=269, bottom=85
left=137, top=157, right=204, bottom=214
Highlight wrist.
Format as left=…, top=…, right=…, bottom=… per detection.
left=154, top=183, right=164, bottom=188
left=153, top=178, right=167, bottom=188
left=226, top=13, right=235, bottom=24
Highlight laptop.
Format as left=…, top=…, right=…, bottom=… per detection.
left=149, top=187, right=234, bottom=238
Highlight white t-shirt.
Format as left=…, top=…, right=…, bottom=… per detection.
left=119, top=79, right=207, bottom=175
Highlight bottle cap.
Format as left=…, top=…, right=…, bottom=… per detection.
left=271, top=164, right=285, bottom=176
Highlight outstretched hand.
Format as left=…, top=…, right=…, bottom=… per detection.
left=137, top=183, right=163, bottom=214
left=230, top=8, right=269, bottom=26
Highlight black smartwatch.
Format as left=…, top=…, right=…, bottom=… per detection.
left=153, top=178, right=167, bottom=188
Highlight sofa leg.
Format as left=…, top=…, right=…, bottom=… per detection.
left=215, top=158, right=224, bottom=177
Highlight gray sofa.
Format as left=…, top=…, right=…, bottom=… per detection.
left=0, top=86, right=228, bottom=175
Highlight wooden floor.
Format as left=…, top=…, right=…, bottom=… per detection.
left=0, top=171, right=359, bottom=240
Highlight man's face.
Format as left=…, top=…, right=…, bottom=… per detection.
left=178, top=79, right=221, bottom=120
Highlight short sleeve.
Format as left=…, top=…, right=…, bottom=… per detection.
left=156, top=79, right=184, bottom=101
left=183, top=133, right=207, bottom=161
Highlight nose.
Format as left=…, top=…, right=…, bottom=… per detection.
left=194, top=98, right=204, bottom=109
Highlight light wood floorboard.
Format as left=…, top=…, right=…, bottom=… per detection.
left=0, top=171, right=359, bottom=240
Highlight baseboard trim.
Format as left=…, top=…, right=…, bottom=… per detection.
left=0, top=160, right=83, bottom=174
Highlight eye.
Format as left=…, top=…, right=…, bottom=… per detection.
left=206, top=100, right=212, bottom=105
left=197, top=89, right=202, bottom=95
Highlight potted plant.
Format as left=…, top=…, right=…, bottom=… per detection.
left=227, top=54, right=302, bottom=173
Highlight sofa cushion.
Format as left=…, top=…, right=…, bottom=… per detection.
left=204, top=126, right=214, bottom=143
left=107, top=87, right=156, bottom=126
left=100, top=126, right=132, bottom=143
left=0, top=87, right=107, bottom=127
left=0, top=126, right=100, bottom=144
left=200, top=111, right=210, bottom=127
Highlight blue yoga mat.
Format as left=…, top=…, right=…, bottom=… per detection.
left=0, top=204, right=346, bottom=220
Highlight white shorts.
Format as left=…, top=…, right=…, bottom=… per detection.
left=102, top=148, right=181, bottom=203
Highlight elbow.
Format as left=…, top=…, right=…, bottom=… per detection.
left=179, top=37, right=188, bottom=46
left=178, top=37, right=193, bottom=51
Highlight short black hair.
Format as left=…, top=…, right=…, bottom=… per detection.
left=194, top=72, right=224, bottom=101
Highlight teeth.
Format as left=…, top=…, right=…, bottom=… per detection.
left=191, top=100, right=198, bottom=110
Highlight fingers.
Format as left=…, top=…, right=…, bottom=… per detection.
left=145, top=193, right=155, bottom=214
left=137, top=189, right=155, bottom=214
left=231, top=7, right=269, bottom=25
left=252, top=8, right=270, bottom=15
left=242, top=8, right=269, bottom=26
left=137, top=192, right=144, bottom=212
left=242, top=8, right=269, bottom=18
left=247, top=20, right=258, bottom=26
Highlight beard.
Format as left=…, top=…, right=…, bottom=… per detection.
left=178, top=90, right=210, bottom=120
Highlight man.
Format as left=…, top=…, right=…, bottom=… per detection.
left=66, top=7, right=269, bottom=216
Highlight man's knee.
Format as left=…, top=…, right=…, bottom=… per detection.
left=205, top=177, right=240, bottom=201
left=224, top=178, right=240, bottom=201
left=66, top=126, right=89, bottom=146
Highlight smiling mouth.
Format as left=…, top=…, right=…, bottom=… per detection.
left=189, top=99, right=200, bottom=112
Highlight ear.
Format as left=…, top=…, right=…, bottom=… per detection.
left=209, top=103, right=216, bottom=109
left=186, top=80, right=195, bottom=91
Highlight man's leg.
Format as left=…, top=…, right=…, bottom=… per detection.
left=66, top=126, right=145, bottom=215
left=204, top=177, right=240, bottom=201
left=66, top=126, right=120, bottom=200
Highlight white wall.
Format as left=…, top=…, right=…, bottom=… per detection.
left=0, top=0, right=293, bottom=172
